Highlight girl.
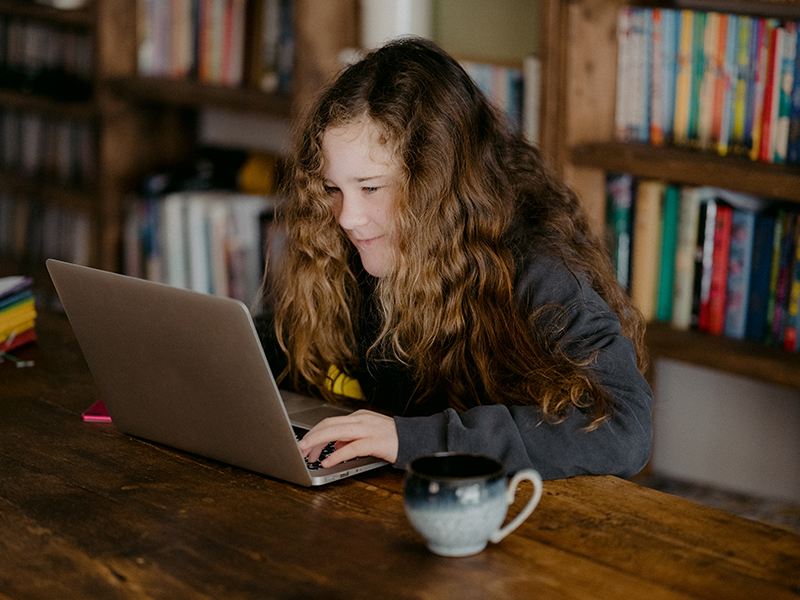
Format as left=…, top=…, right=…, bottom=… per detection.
left=256, top=37, right=653, bottom=480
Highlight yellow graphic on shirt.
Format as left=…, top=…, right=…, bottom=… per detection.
left=325, top=365, right=365, bottom=400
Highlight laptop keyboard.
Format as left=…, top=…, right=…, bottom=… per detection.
left=294, top=427, right=337, bottom=471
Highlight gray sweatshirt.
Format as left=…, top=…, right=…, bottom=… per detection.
left=256, top=245, right=653, bottom=481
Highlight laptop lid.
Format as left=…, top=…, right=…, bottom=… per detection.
left=46, top=259, right=386, bottom=486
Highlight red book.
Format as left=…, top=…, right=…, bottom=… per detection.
left=707, top=204, right=733, bottom=335
left=0, top=327, right=36, bottom=353
left=758, top=27, right=779, bottom=162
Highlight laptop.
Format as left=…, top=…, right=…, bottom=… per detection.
left=46, top=259, right=388, bottom=486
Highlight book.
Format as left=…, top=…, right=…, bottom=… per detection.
left=745, top=213, right=777, bottom=343
left=673, top=10, right=694, bottom=145
left=650, top=9, right=666, bottom=145
left=656, top=185, right=680, bottom=321
left=750, top=19, right=777, bottom=161
left=523, top=55, right=542, bottom=145
left=616, top=6, right=635, bottom=141
left=697, top=11, right=720, bottom=150
left=717, top=13, right=738, bottom=155
left=723, top=209, right=756, bottom=339
left=661, top=9, right=680, bottom=145
left=769, top=210, right=797, bottom=346
left=0, top=276, right=36, bottom=352
left=695, top=199, right=718, bottom=330
left=688, top=11, right=707, bottom=144
left=631, top=180, right=664, bottom=321
left=788, top=28, right=800, bottom=164
left=782, top=218, right=800, bottom=351
left=758, top=24, right=781, bottom=162
left=765, top=209, right=788, bottom=344
left=774, top=22, right=797, bottom=163
left=706, top=202, right=733, bottom=335
left=672, top=186, right=707, bottom=330
left=605, top=173, right=634, bottom=290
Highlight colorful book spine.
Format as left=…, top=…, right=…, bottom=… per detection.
left=788, top=29, right=800, bottom=164
left=698, top=11, right=720, bottom=149
left=695, top=199, right=717, bottom=330
left=615, top=7, right=634, bottom=141
left=672, top=186, right=704, bottom=330
left=770, top=211, right=797, bottom=346
left=732, top=15, right=751, bottom=154
left=657, top=185, right=681, bottom=321
left=605, top=173, right=634, bottom=290
left=783, top=217, right=800, bottom=351
left=688, top=11, right=707, bottom=144
left=774, top=22, right=798, bottom=163
left=631, top=180, right=665, bottom=321
left=651, top=9, right=665, bottom=145
left=674, top=10, right=695, bottom=145
left=745, top=213, right=778, bottom=342
left=707, top=202, right=733, bottom=335
left=718, top=14, right=739, bottom=155
left=723, top=209, right=756, bottom=339
left=661, top=9, right=680, bottom=145
left=742, top=17, right=761, bottom=153
left=632, top=8, right=653, bottom=142
left=750, top=19, right=776, bottom=161
left=765, top=210, right=787, bottom=344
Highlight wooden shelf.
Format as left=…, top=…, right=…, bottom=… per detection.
left=0, top=0, right=94, bottom=27
left=645, top=322, right=800, bottom=390
left=0, top=171, right=94, bottom=212
left=570, top=141, right=800, bottom=203
left=107, top=77, right=294, bottom=118
left=0, top=88, right=95, bottom=120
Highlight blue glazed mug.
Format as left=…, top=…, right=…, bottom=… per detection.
left=403, top=453, right=543, bottom=557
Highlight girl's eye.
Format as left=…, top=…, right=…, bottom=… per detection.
left=363, top=186, right=379, bottom=194
left=324, top=185, right=340, bottom=196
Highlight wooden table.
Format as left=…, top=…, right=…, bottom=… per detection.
left=2, top=307, right=799, bottom=600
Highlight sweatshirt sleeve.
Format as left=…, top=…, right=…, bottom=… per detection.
left=392, top=254, right=654, bottom=480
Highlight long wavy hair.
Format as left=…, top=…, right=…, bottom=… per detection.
left=266, top=37, right=647, bottom=428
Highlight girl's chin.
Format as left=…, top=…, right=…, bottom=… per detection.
left=358, top=253, right=391, bottom=277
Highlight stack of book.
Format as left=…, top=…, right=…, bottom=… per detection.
left=124, top=190, right=274, bottom=306
left=607, top=173, right=800, bottom=351
left=0, top=276, right=36, bottom=353
left=460, top=56, right=542, bottom=144
left=137, top=0, right=295, bottom=93
left=615, top=6, right=800, bottom=164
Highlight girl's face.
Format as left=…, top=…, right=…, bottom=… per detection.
left=322, top=119, right=401, bottom=278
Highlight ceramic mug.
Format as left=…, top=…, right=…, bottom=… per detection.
left=403, top=453, right=543, bottom=557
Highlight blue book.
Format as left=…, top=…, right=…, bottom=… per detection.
left=605, top=173, right=634, bottom=290
left=661, top=9, right=679, bottom=143
left=787, top=28, right=800, bottom=164
left=724, top=210, right=756, bottom=339
left=745, top=213, right=778, bottom=342
left=743, top=17, right=761, bottom=152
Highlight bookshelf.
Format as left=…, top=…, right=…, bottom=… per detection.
left=0, top=0, right=357, bottom=281
left=540, top=0, right=800, bottom=389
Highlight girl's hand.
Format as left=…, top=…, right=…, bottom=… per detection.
left=297, top=409, right=398, bottom=468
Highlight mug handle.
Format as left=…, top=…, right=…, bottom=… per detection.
left=489, top=469, right=544, bottom=544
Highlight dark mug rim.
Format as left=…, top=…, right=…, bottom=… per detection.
left=406, top=452, right=504, bottom=482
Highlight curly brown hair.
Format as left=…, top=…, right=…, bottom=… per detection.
left=265, top=37, right=647, bottom=428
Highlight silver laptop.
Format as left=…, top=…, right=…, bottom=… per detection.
left=46, top=259, right=387, bottom=486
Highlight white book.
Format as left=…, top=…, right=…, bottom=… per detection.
left=160, top=193, right=189, bottom=289
left=523, top=55, right=541, bottom=146
left=185, top=194, right=212, bottom=295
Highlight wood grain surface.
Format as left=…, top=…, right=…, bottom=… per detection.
left=1, top=309, right=798, bottom=599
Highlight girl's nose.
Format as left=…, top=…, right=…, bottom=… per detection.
left=336, top=193, right=369, bottom=230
